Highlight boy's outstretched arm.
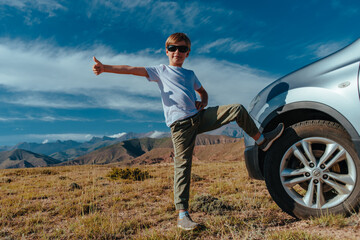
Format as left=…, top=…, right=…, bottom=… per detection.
left=92, top=56, right=149, bottom=77
left=195, top=86, right=208, bottom=111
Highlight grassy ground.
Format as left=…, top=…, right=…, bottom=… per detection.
left=1, top=159, right=360, bottom=239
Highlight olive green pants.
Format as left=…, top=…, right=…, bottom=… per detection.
left=170, top=104, right=259, bottom=210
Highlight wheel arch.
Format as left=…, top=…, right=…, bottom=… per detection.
left=257, top=101, right=360, bottom=178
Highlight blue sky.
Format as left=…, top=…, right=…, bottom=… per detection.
left=0, top=0, right=359, bottom=146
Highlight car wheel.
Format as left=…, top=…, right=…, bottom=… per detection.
left=264, top=120, right=360, bottom=219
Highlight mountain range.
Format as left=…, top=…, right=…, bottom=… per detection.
left=62, top=134, right=241, bottom=166
left=0, top=131, right=172, bottom=162
left=0, top=124, right=244, bottom=169
left=0, top=149, right=61, bottom=169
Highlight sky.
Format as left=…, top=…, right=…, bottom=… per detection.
left=0, top=0, right=359, bottom=146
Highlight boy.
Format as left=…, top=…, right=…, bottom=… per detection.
left=92, top=32, right=284, bottom=230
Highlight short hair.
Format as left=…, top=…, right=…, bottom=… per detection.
left=165, top=33, right=191, bottom=50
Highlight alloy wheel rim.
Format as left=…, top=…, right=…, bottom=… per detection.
left=280, top=137, right=356, bottom=209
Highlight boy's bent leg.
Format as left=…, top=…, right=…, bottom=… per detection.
left=234, top=104, right=259, bottom=137
left=171, top=117, right=199, bottom=210
left=198, top=104, right=259, bottom=137
left=199, top=104, right=284, bottom=150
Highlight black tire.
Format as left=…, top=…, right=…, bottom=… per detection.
left=264, top=120, right=360, bottom=219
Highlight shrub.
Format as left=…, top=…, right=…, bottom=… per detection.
left=191, top=173, right=205, bottom=182
left=107, top=167, right=152, bottom=181
left=4, top=168, right=58, bottom=176
left=191, top=194, right=233, bottom=215
left=69, top=182, right=82, bottom=191
left=40, top=169, right=59, bottom=175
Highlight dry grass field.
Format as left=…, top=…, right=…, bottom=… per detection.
left=1, top=154, right=360, bottom=239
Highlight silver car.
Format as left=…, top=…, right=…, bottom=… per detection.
left=244, top=38, right=360, bottom=219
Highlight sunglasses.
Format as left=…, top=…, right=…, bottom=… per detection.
left=167, top=45, right=189, bottom=53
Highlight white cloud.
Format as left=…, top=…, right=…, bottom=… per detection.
left=287, top=40, right=350, bottom=61
left=0, top=39, right=163, bottom=96
left=108, top=132, right=127, bottom=138
left=0, top=38, right=274, bottom=112
left=1, top=90, right=162, bottom=112
left=0, top=39, right=163, bottom=110
left=0, top=117, right=24, bottom=122
left=187, top=58, right=274, bottom=107
left=0, top=0, right=26, bottom=8
left=118, top=0, right=152, bottom=9
left=26, top=133, right=96, bottom=142
left=0, top=0, right=67, bottom=13
left=307, top=41, right=349, bottom=59
left=1, top=0, right=66, bottom=24
left=86, top=0, right=241, bottom=34
left=197, top=38, right=262, bottom=54
left=0, top=115, right=88, bottom=122
left=38, top=116, right=88, bottom=122
left=0, top=133, right=99, bottom=145
left=312, top=42, right=345, bottom=58
left=1, top=94, right=91, bottom=109
left=89, top=0, right=152, bottom=10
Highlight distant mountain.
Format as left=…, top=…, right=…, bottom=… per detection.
left=62, top=134, right=240, bottom=166
left=50, top=127, right=241, bottom=161
left=0, top=149, right=61, bottom=169
left=13, top=140, right=82, bottom=156
left=0, top=134, right=241, bottom=169
left=50, top=131, right=171, bottom=161
left=206, top=124, right=243, bottom=138
left=0, top=126, right=243, bottom=163
left=61, top=137, right=173, bottom=166
left=0, top=131, right=171, bottom=162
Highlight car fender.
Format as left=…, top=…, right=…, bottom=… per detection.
left=260, top=96, right=360, bottom=157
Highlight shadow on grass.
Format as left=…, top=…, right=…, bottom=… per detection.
left=177, top=223, right=207, bottom=238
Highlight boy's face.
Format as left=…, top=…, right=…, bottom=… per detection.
left=166, top=40, right=190, bottom=67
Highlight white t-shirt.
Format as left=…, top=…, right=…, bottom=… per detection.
left=145, top=64, right=202, bottom=127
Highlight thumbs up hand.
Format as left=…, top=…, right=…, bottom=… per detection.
left=92, top=56, right=104, bottom=75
